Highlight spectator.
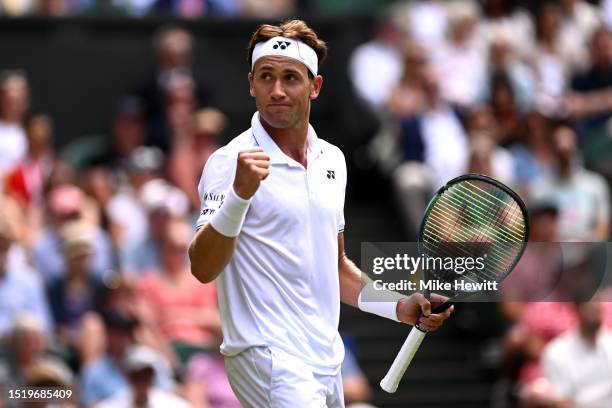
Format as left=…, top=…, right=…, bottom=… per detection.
left=95, top=345, right=190, bottom=408
left=149, top=0, right=207, bottom=18
left=184, top=352, right=240, bottom=408
left=489, top=73, right=523, bottom=146
left=137, top=219, right=219, bottom=361
left=0, top=315, right=71, bottom=395
left=464, top=104, right=515, bottom=186
left=531, top=2, right=585, bottom=116
left=528, top=124, right=610, bottom=242
left=114, top=162, right=190, bottom=275
left=487, top=37, right=536, bottom=112
left=150, top=70, right=198, bottom=154
left=4, top=113, right=56, bottom=247
left=167, top=107, right=225, bottom=210
left=4, top=113, right=55, bottom=209
left=46, top=220, right=106, bottom=344
left=542, top=301, right=612, bottom=407
left=568, top=27, right=612, bottom=136
left=0, top=71, right=29, bottom=179
left=477, top=0, right=535, bottom=61
left=401, top=0, right=447, bottom=52
left=32, top=184, right=114, bottom=283
left=392, top=65, right=469, bottom=237
left=34, top=0, right=72, bottom=17
left=432, top=0, right=487, bottom=110
left=105, top=145, right=165, bottom=263
left=94, top=95, right=148, bottom=179
left=241, top=0, right=295, bottom=19
left=509, top=109, right=555, bottom=194
left=0, top=204, right=53, bottom=338
left=79, top=310, right=174, bottom=406
left=348, top=15, right=405, bottom=112
left=387, top=43, right=429, bottom=119
left=23, top=358, right=77, bottom=408
left=133, top=25, right=213, bottom=151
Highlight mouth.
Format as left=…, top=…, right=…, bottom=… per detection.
left=268, top=104, right=291, bottom=108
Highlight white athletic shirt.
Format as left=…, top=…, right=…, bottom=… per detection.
left=195, top=112, right=347, bottom=375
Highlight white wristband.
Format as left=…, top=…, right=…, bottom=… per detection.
left=358, top=292, right=401, bottom=322
left=210, top=188, right=251, bottom=237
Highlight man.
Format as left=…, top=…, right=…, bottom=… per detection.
left=189, top=20, right=453, bottom=407
left=542, top=301, right=612, bottom=407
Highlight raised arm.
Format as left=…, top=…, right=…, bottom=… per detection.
left=189, top=147, right=270, bottom=283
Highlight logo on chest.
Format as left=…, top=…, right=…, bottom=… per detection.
left=326, top=170, right=335, bottom=180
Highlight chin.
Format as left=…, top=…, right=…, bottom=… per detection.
left=262, top=113, right=293, bottom=129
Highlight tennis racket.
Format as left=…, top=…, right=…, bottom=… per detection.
left=380, top=173, right=529, bottom=393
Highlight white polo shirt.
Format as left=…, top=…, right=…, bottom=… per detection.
left=195, top=112, right=346, bottom=375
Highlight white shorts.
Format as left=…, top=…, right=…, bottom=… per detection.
left=224, top=346, right=345, bottom=408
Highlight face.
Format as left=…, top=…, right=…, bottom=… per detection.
left=0, top=75, right=29, bottom=121
left=67, top=250, right=92, bottom=276
left=531, top=212, right=558, bottom=241
left=248, top=56, right=322, bottom=129
left=553, top=126, right=577, bottom=161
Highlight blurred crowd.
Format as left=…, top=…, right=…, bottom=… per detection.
left=0, top=24, right=237, bottom=408
left=0, top=0, right=611, bottom=407
left=352, top=0, right=612, bottom=241
left=0, top=0, right=398, bottom=19
left=347, top=0, right=612, bottom=407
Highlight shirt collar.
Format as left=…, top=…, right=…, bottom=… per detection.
left=251, top=112, right=321, bottom=167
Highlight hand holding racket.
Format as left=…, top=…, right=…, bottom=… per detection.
left=380, top=174, right=529, bottom=393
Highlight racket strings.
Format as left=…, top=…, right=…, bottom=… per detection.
left=420, top=179, right=527, bottom=293
left=423, top=200, right=521, bottom=268
left=435, top=190, right=523, bottom=243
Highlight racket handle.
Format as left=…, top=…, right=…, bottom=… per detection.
left=380, top=327, right=427, bottom=393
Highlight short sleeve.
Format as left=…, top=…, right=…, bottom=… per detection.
left=195, top=150, right=237, bottom=231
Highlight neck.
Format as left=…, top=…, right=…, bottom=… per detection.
left=133, top=390, right=148, bottom=407
left=580, top=327, right=598, bottom=346
left=260, top=116, right=309, bottom=167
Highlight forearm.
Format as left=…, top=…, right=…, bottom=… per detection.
left=339, top=254, right=366, bottom=308
left=188, top=224, right=236, bottom=283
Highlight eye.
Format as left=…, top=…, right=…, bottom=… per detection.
left=285, top=73, right=297, bottom=81
left=260, top=72, right=272, bottom=80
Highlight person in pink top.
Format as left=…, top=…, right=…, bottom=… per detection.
left=137, top=218, right=221, bottom=357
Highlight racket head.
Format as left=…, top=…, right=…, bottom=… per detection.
left=417, top=174, right=529, bottom=306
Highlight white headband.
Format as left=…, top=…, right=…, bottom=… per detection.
left=251, top=36, right=318, bottom=76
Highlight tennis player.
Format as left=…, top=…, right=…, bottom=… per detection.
left=189, top=20, right=453, bottom=407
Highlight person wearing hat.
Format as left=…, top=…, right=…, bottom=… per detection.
left=93, top=345, right=189, bottom=408
left=46, top=220, right=105, bottom=345
left=31, top=184, right=114, bottom=284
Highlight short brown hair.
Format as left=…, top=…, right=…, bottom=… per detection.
left=246, top=20, right=328, bottom=72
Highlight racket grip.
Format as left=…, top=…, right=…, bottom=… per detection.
left=380, top=327, right=427, bottom=393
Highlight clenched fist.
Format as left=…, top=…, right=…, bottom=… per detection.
left=233, top=147, right=270, bottom=200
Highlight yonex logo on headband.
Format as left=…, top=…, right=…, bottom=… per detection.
left=252, top=36, right=319, bottom=76
left=273, top=41, right=291, bottom=50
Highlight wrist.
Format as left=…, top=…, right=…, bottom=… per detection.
left=358, top=292, right=401, bottom=322
left=209, top=188, right=251, bottom=237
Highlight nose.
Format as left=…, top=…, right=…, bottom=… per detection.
left=270, top=79, right=286, bottom=100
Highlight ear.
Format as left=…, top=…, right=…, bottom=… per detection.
left=248, top=72, right=255, bottom=97
left=309, top=75, right=323, bottom=100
